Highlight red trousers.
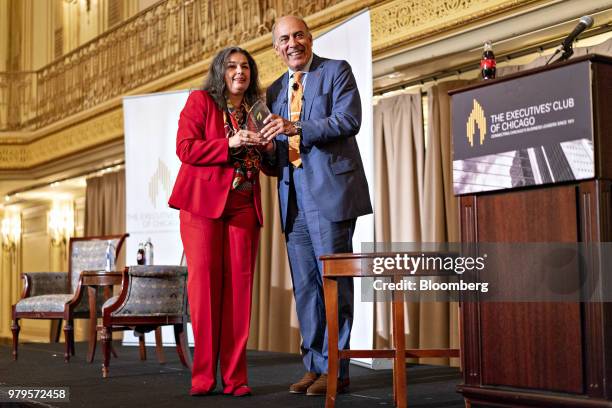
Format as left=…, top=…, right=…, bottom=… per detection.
left=179, top=189, right=260, bottom=394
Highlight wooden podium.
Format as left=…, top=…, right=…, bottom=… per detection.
left=451, top=55, right=612, bottom=407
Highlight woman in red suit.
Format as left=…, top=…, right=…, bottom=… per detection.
left=168, top=47, right=272, bottom=397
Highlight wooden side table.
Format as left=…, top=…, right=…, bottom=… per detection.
left=80, top=270, right=123, bottom=363
left=321, top=253, right=461, bottom=408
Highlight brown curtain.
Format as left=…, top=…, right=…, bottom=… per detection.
left=423, top=81, right=467, bottom=366
left=373, top=93, right=424, bottom=354
left=374, top=93, right=425, bottom=244
left=84, top=169, right=126, bottom=236
left=373, top=84, right=466, bottom=366
left=424, top=82, right=462, bottom=243
left=84, top=169, right=126, bottom=268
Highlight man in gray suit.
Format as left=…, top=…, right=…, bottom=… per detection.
left=261, top=15, right=372, bottom=396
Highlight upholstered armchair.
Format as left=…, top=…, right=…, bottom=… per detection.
left=100, top=265, right=191, bottom=378
left=11, top=234, right=128, bottom=362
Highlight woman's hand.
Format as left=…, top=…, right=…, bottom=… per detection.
left=228, top=130, right=264, bottom=148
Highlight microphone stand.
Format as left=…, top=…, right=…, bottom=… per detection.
left=546, top=15, right=593, bottom=65
left=545, top=48, right=562, bottom=65
left=545, top=43, right=574, bottom=66
left=558, top=44, right=574, bottom=62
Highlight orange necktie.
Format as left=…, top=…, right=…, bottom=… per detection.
left=289, top=71, right=303, bottom=167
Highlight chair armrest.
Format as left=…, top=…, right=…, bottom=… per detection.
left=128, top=265, right=187, bottom=278
left=102, top=269, right=130, bottom=319
left=22, top=272, right=69, bottom=298
left=105, top=266, right=188, bottom=317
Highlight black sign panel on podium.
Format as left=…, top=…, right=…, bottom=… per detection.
left=452, top=60, right=594, bottom=195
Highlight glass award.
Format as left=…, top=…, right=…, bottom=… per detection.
left=247, top=99, right=271, bottom=132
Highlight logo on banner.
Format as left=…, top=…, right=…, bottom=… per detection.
left=148, top=159, right=172, bottom=208
left=466, top=99, right=486, bottom=147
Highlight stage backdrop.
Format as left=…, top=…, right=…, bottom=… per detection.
left=123, top=90, right=192, bottom=346
left=122, top=10, right=376, bottom=357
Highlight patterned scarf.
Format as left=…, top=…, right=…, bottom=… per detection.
left=224, top=100, right=262, bottom=190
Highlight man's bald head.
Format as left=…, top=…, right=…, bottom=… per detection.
left=271, top=15, right=314, bottom=71
left=272, top=15, right=311, bottom=45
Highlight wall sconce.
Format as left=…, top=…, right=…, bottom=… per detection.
left=48, top=202, right=74, bottom=247
left=1, top=213, right=21, bottom=252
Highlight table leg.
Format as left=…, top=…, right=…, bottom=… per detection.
left=87, top=285, right=97, bottom=363
left=138, top=335, right=146, bottom=360
left=323, top=277, right=339, bottom=408
left=392, top=287, right=407, bottom=408
left=155, top=327, right=166, bottom=364
left=392, top=300, right=398, bottom=405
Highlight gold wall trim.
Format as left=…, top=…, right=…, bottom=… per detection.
left=0, top=145, right=28, bottom=168
left=1, top=0, right=551, bottom=170
left=0, top=108, right=123, bottom=170
left=28, top=109, right=124, bottom=168
left=371, top=0, right=544, bottom=54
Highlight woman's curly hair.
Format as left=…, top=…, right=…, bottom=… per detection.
left=203, top=46, right=261, bottom=111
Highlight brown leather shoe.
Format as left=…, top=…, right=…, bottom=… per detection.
left=306, top=374, right=350, bottom=396
left=289, top=372, right=319, bottom=394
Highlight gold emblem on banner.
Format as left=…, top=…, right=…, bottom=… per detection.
left=466, top=99, right=486, bottom=147
left=148, top=159, right=172, bottom=208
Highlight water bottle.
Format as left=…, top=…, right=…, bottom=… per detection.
left=481, top=41, right=496, bottom=80
left=144, top=238, right=154, bottom=265
left=105, top=240, right=116, bottom=272
left=136, top=242, right=145, bottom=265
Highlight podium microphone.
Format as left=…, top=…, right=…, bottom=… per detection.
left=546, top=15, right=594, bottom=65
left=561, top=15, right=594, bottom=49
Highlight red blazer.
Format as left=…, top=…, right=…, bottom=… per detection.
left=168, top=90, right=266, bottom=225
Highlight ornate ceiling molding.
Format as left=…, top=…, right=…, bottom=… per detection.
left=371, top=0, right=542, bottom=54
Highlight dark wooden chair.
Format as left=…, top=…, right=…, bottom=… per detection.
left=11, top=234, right=128, bottom=362
left=99, top=265, right=192, bottom=378
left=321, top=253, right=461, bottom=408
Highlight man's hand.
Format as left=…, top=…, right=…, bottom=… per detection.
left=260, top=114, right=298, bottom=142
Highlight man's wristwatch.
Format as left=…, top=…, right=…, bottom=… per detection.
left=293, top=121, right=302, bottom=137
